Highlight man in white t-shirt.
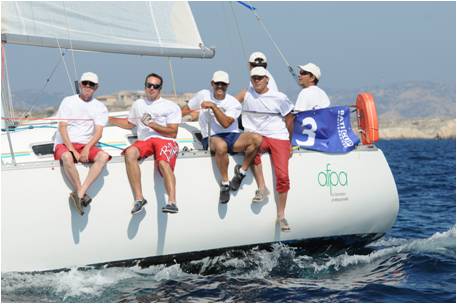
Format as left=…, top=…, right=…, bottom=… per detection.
left=109, top=73, right=182, bottom=215
left=54, top=72, right=111, bottom=216
left=294, top=63, right=330, bottom=112
left=236, top=67, right=295, bottom=232
left=182, top=71, right=262, bottom=204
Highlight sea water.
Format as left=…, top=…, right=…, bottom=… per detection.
left=2, top=139, right=455, bottom=302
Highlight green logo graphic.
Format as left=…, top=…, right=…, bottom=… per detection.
left=318, top=163, right=348, bottom=193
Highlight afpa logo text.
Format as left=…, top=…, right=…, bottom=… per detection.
left=318, top=163, right=348, bottom=193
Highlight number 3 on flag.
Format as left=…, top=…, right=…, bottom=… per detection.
left=295, top=117, right=317, bottom=147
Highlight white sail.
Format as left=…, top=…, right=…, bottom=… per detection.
left=1, top=1, right=215, bottom=58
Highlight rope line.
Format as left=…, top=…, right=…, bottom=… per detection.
left=1, top=109, right=286, bottom=122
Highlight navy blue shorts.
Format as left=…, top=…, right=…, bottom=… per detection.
left=202, top=132, right=241, bottom=155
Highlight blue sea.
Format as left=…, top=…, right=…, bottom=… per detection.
left=2, top=139, right=455, bottom=302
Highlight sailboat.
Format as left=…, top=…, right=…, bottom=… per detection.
left=1, top=2, right=399, bottom=272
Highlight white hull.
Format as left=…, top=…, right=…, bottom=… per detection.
left=2, top=132, right=399, bottom=272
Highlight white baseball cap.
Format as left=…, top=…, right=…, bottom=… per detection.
left=250, top=67, right=268, bottom=77
left=212, top=70, right=230, bottom=84
left=80, top=72, right=99, bottom=84
left=249, top=51, right=267, bottom=64
left=298, top=63, right=321, bottom=80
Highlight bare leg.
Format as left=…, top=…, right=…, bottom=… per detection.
left=232, top=133, right=262, bottom=171
left=124, top=147, right=143, bottom=201
left=277, top=191, right=288, bottom=219
left=158, top=160, right=176, bottom=203
left=78, top=152, right=110, bottom=198
left=211, top=137, right=229, bottom=182
left=251, top=163, right=267, bottom=192
left=61, top=152, right=82, bottom=193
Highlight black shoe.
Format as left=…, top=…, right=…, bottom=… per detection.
left=131, top=199, right=147, bottom=214
left=162, top=203, right=179, bottom=214
left=81, top=194, right=92, bottom=207
left=219, top=183, right=230, bottom=204
left=230, top=165, right=246, bottom=191
left=70, top=192, right=84, bottom=216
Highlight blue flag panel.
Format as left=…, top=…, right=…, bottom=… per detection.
left=292, top=106, right=360, bottom=153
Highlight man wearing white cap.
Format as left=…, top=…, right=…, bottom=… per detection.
left=247, top=51, right=278, bottom=92
left=294, top=63, right=330, bottom=111
left=54, top=72, right=111, bottom=216
left=182, top=71, right=262, bottom=204
left=237, top=66, right=294, bottom=232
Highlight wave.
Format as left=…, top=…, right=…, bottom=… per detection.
left=2, top=226, right=455, bottom=300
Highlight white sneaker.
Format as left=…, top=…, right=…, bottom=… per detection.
left=252, top=188, right=270, bottom=203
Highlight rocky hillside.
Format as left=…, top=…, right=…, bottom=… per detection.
left=328, top=81, right=456, bottom=139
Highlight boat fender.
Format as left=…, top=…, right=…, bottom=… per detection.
left=356, top=92, right=379, bottom=145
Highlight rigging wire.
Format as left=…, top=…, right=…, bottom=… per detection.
left=55, top=38, right=76, bottom=95
left=168, top=58, right=177, bottom=97
left=20, top=52, right=65, bottom=118
left=1, top=43, right=16, bottom=125
left=62, top=1, right=79, bottom=81
left=239, top=1, right=298, bottom=82
left=229, top=2, right=248, bottom=62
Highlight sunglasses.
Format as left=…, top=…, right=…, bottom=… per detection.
left=81, top=81, right=97, bottom=88
left=213, top=82, right=228, bottom=87
left=251, top=76, right=265, bottom=81
left=249, top=62, right=267, bottom=68
left=145, top=82, right=162, bottom=89
left=299, top=70, right=312, bottom=76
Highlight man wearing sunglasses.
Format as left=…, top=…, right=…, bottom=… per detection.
left=182, top=71, right=262, bottom=204
left=294, top=63, right=330, bottom=112
left=236, top=67, right=295, bottom=232
left=54, top=72, right=111, bottom=216
left=248, top=51, right=278, bottom=92
left=109, top=73, right=181, bottom=215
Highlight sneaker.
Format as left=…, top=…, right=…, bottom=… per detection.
left=70, top=192, right=84, bottom=216
left=230, top=164, right=246, bottom=191
left=81, top=193, right=92, bottom=207
left=277, top=218, right=291, bottom=232
left=162, top=203, right=179, bottom=214
left=252, top=188, right=270, bottom=203
left=131, top=199, right=147, bottom=214
left=219, top=183, right=231, bottom=204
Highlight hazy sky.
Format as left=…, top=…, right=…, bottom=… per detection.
left=4, top=1, right=456, bottom=101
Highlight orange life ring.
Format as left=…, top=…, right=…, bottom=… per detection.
left=356, top=92, right=379, bottom=145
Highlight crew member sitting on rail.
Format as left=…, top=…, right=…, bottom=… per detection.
left=294, top=63, right=330, bottom=112
left=53, top=72, right=111, bottom=216
left=109, top=73, right=181, bottom=215
left=236, top=67, right=295, bottom=231
left=182, top=71, right=262, bottom=204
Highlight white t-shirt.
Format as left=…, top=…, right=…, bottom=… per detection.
left=128, top=97, right=182, bottom=141
left=242, top=87, right=293, bottom=140
left=294, top=85, right=330, bottom=112
left=54, top=94, right=108, bottom=147
left=249, top=70, right=278, bottom=92
left=188, top=89, right=241, bottom=138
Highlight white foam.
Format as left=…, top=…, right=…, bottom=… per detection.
left=310, top=226, right=456, bottom=273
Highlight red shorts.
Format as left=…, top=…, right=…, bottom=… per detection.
left=254, top=137, right=291, bottom=193
left=54, top=143, right=111, bottom=162
left=124, top=137, right=179, bottom=171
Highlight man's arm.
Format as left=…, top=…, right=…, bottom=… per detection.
left=235, top=89, right=247, bottom=103
left=79, top=125, right=104, bottom=162
left=58, top=122, right=80, bottom=161
left=109, top=117, right=135, bottom=129
left=144, top=122, right=179, bottom=138
left=285, top=112, right=295, bottom=141
left=201, top=101, right=234, bottom=129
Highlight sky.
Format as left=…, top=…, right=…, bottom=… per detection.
left=3, top=1, right=456, bottom=103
